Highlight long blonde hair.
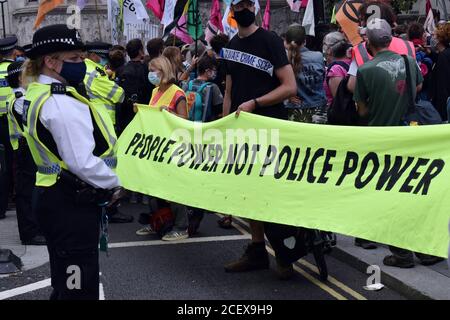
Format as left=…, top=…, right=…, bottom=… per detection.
left=21, top=52, right=61, bottom=88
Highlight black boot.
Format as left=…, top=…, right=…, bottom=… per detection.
left=224, top=242, right=270, bottom=272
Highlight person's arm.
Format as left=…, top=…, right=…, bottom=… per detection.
left=236, top=64, right=297, bottom=116
left=329, top=76, right=344, bottom=98
left=356, top=100, right=369, bottom=118
left=40, top=96, right=120, bottom=190
left=223, top=75, right=232, bottom=116
left=175, top=98, right=188, bottom=119
left=346, top=59, right=358, bottom=93
left=353, top=70, right=369, bottom=119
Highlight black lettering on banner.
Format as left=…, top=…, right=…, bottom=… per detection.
left=158, top=139, right=176, bottom=163
left=246, top=144, right=261, bottom=176
left=376, top=155, right=414, bottom=191
left=399, top=158, right=430, bottom=193
left=194, top=144, right=209, bottom=170
left=147, top=135, right=161, bottom=158
left=201, top=144, right=215, bottom=172
left=307, top=148, right=325, bottom=183
left=125, top=133, right=141, bottom=155
left=287, top=147, right=301, bottom=181
left=259, top=145, right=278, bottom=177
left=413, top=159, right=445, bottom=195
left=274, top=146, right=293, bottom=180
left=209, top=144, right=223, bottom=173
left=318, top=150, right=337, bottom=184
left=167, top=142, right=187, bottom=165
left=222, top=144, right=239, bottom=174
left=234, top=143, right=249, bottom=175
left=189, top=144, right=206, bottom=170
left=178, top=143, right=192, bottom=167
left=139, top=135, right=153, bottom=159
left=355, top=152, right=380, bottom=189
left=153, top=137, right=167, bottom=161
left=132, top=134, right=146, bottom=156
left=297, top=147, right=311, bottom=181
left=336, top=151, right=359, bottom=186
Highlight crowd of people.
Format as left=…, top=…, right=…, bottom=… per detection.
left=0, top=0, right=449, bottom=300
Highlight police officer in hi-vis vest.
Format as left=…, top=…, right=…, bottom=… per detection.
left=6, top=61, right=46, bottom=245
left=23, top=25, right=124, bottom=300
left=83, top=42, right=125, bottom=130
left=0, top=35, right=18, bottom=220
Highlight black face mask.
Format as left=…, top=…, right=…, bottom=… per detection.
left=233, top=8, right=255, bottom=28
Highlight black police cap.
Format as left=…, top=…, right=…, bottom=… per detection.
left=0, top=36, right=18, bottom=53
left=85, top=41, right=112, bottom=57
left=27, top=24, right=85, bottom=60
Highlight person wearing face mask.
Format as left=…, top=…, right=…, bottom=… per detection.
left=222, top=0, right=298, bottom=280
left=13, top=46, right=26, bottom=62
left=84, top=42, right=125, bottom=130
left=181, top=54, right=223, bottom=121
left=0, top=35, right=18, bottom=221
left=22, top=24, right=125, bottom=299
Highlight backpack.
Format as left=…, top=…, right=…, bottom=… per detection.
left=186, top=80, right=212, bottom=122
left=149, top=207, right=175, bottom=237
left=402, top=55, right=442, bottom=126
left=327, top=75, right=359, bottom=125
left=325, top=61, right=350, bottom=86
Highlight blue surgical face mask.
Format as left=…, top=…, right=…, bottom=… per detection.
left=148, top=71, right=161, bottom=86
left=59, top=60, right=87, bottom=87
left=15, top=56, right=26, bottom=62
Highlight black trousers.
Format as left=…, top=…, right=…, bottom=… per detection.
left=0, top=115, right=13, bottom=216
left=33, top=179, right=100, bottom=300
left=15, top=139, right=41, bottom=241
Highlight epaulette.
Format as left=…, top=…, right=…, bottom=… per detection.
left=96, top=66, right=106, bottom=77
left=51, top=83, right=67, bottom=95
left=15, top=91, right=23, bottom=99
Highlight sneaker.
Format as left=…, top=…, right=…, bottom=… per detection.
left=162, top=230, right=189, bottom=241
left=109, top=212, right=134, bottom=223
left=136, top=225, right=156, bottom=236
left=419, top=257, right=445, bottom=266
left=354, top=238, right=378, bottom=250
left=224, top=243, right=270, bottom=273
left=383, top=255, right=415, bottom=268
left=276, top=257, right=294, bottom=280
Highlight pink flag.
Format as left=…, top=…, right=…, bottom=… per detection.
left=171, top=14, right=194, bottom=44
left=262, top=0, right=270, bottom=30
left=147, top=0, right=165, bottom=21
left=301, top=0, right=309, bottom=9
left=426, top=0, right=432, bottom=14
left=205, top=0, right=224, bottom=44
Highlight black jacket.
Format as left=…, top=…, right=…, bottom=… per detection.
left=431, top=48, right=450, bottom=121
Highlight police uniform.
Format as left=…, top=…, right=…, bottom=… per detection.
left=84, top=42, right=124, bottom=128
left=24, top=25, right=122, bottom=300
left=0, top=36, right=18, bottom=219
left=6, top=61, right=45, bottom=245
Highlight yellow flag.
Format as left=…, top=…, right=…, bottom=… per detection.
left=34, top=0, right=64, bottom=30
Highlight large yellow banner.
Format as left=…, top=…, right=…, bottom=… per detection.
left=117, top=106, right=450, bottom=258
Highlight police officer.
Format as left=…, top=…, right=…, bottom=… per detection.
left=0, top=35, right=18, bottom=220
left=6, top=61, right=46, bottom=245
left=84, top=41, right=125, bottom=129
left=23, top=24, right=124, bottom=300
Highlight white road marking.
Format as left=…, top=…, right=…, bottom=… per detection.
left=108, top=234, right=251, bottom=249
left=0, top=278, right=51, bottom=300
left=99, top=282, right=105, bottom=300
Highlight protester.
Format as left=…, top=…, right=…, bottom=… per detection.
left=116, top=39, right=152, bottom=135
left=162, top=46, right=185, bottom=83
left=182, top=54, right=223, bottom=121
left=145, top=37, right=165, bottom=64
left=209, top=34, right=229, bottom=95
left=22, top=24, right=124, bottom=299
left=107, top=45, right=126, bottom=81
left=323, top=31, right=352, bottom=107
left=284, top=24, right=328, bottom=123
left=13, top=45, right=26, bottom=62
left=222, top=0, right=297, bottom=280
left=431, top=23, right=450, bottom=121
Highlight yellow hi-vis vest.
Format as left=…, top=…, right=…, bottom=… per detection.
left=6, top=91, right=24, bottom=151
left=0, top=60, right=13, bottom=116
left=149, top=84, right=187, bottom=114
left=84, top=58, right=125, bottom=125
left=23, top=82, right=118, bottom=187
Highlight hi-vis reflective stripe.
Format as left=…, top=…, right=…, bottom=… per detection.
left=404, top=39, right=413, bottom=57
left=104, top=104, right=115, bottom=111
left=86, top=72, right=96, bottom=89
left=221, top=48, right=274, bottom=76
left=28, top=92, right=56, bottom=169
left=37, top=157, right=117, bottom=174
left=357, top=43, right=370, bottom=63
left=0, top=96, right=8, bottom=101
left=106, top=84, right=120, bottom=101
left=0, top=106, right=6, bottom=114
